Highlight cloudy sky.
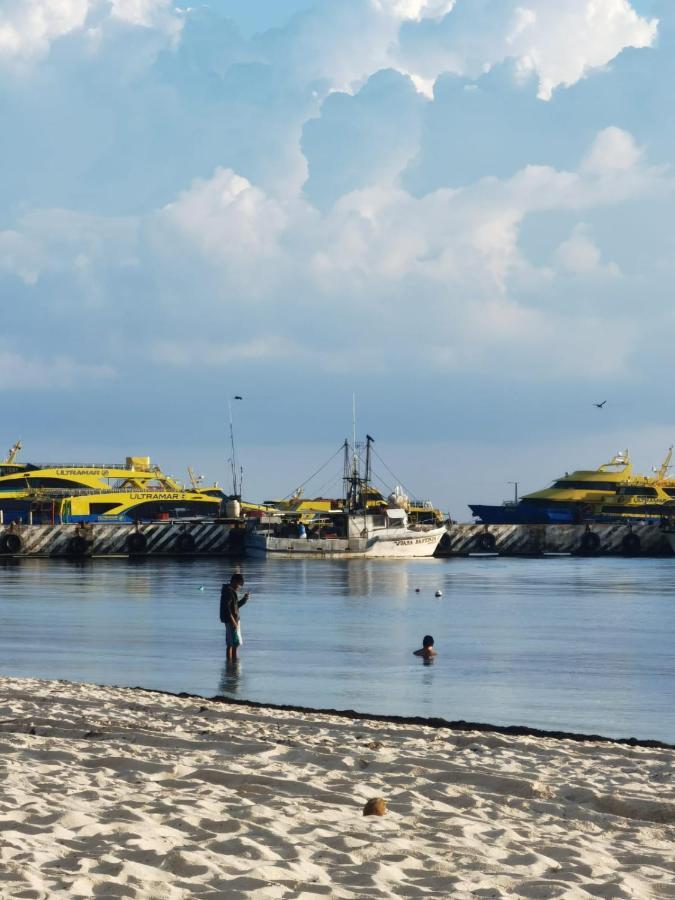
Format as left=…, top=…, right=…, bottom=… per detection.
left=1, top=0, right=673, bottom=516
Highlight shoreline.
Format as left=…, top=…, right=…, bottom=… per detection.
left=153, top=687, right=675, bottom=752
left=5, top=672, right=674, bottom=750
left=1, top=673, right=674, bottom=898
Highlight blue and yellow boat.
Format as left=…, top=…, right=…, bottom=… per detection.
left=470, top=449, right=675, bottom=524
left=0, top=441, right=224, bottom=524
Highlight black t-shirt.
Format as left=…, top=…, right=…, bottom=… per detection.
left=219, top=584, right=246, bottom=623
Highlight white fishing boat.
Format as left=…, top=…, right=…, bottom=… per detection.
left=245, top=436, right=447, bottom=559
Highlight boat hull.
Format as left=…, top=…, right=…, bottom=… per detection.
left=469, top=504, right=578, bottom=525
left=245, top=528, right=446, bottom=558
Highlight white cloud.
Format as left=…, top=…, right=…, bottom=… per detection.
left=124, top=125, right=662, bottom=378
left=0, top=230, right=41, bottom=285
left=372, top=0, right=455, bottom=21
left=0, top=0, right=182, bottom=65
left=581, top=125, right=644, bottom=175
left=554, top=223, right=620, bottom=277
left=0, top=0, right=89, bottom=62
left=0, top=0, right=672, bottom=406
left=0, top=347, right=115, bottom=390
left=397, top=0, right=657, bottom=99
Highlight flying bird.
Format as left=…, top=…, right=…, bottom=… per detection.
left=593, top=400, right=607, bottom=409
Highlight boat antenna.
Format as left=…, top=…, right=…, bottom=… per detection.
left=655, top=446, right=673, bottom=483
left=343, top=438, right=353, bottom=511
left=228, top=395, right=243, bottom=497
left=352, top=393, right=357, bottom=456
left=365, top=434, right=374, bottom=505
left=5, top=440, right=22, bottom=464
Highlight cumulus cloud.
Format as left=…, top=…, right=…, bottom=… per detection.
left=0, top=0, right=89, bottom=63
left=373, top=0, right=456, bottom=21
left=302, top=69, right=426, bottom=208
left=397, top=0, right=657, bottom=99
left=0, top=0, right=672, bottom=415
left=0, top=346, right=115, bottom=390
left=87, top=125, right=658, bottom=379
left=0, top=0, right=183, bottom=67
left=554, top=223, right=620, bottom=278
left=581, top=125, right=644, bottom=175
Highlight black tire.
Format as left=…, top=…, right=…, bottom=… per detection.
left=176, top=532, right=196, bottom=554
left=580, top=531, right=601, bottom=553
left=0, top=533, right=21, bottom=555
left=476, top=531, right=497, bottom=552
left=621, top=532, right=641, bottom=555
left=67, top=535, right=89, bottom=557
left=127, top=532, right=148, bottom=555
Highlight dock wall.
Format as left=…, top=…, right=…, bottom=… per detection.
left=0, top=521, right=240, bottom=558
left=1, top=521, right=672, bottom=559
left=438, top=522, right=673, bottom=556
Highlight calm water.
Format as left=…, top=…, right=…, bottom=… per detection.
left=0, top=556, right=673, bottom=742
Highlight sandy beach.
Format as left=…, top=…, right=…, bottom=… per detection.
left=0, top=676, right=673, bottom=899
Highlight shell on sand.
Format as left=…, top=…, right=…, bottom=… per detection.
left=363, top=797, right=387, bottom=816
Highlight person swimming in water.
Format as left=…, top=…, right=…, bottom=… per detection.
left=413, top=635, right=437, bottom=659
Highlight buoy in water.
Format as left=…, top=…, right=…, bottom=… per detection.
left=435, top=590, right=443, bottom=597
left=415, top=588, right=420, bottom=593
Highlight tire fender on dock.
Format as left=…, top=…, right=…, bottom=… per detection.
left=621, top=532, right=641, bottom=555
left=0, top=532, right=22, bottom=555
left=67, top=535, right=90, bottom=557
left=579, top=531, right=601, bottom=553
left=176, top=532, right=196, bottom=554
left=127, top=532, right=148, bottom=555
left=475, top=531, right=497, bottom=552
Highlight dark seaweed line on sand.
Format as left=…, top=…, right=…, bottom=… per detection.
left=131, top=685, right=675, bottom=751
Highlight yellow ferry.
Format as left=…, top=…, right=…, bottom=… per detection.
left=0, top=442, right=224, bottom=524
left=470, top=449, right=675, bottom=524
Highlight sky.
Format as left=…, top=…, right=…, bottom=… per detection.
left=0, top=0, right=673, bottom=518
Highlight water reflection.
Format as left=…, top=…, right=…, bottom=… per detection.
left=218, top=658, right=241, bottom=696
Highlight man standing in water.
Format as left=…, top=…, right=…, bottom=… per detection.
left=220, top=573, right=250, bottom=661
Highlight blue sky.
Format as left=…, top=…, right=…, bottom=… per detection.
left=1, top=0, right=673, bottom=517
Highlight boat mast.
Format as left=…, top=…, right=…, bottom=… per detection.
left=228, top=395, right=243, bottom=497
left=343, top=439, right=352, bottom=510
left=365, top=434, right=373, bottom=506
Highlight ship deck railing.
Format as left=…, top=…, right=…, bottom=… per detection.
left=31, top=462, right=159, bottom=471
left=18, top=486, right=192, bottom=499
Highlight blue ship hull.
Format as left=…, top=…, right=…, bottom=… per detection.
left=469, top=503, right=578, bottom=525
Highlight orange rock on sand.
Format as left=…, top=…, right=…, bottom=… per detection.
left=363, top=797, right=387, bottom=816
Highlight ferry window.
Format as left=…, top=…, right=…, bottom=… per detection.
left=0, top=477, right=28, bottom=489
left=621, top=486, right=657, bottom=497
left=89, top=503, right=121, bottom=514
left=24, top=477, right=86, bottom=489
left=664, top=488, right=675, bottom=497
left=552, top=480, right=618, bottom=491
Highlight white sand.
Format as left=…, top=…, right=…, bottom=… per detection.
left=0, top=677, right=673, bottom=899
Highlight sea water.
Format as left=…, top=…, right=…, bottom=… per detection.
left=0, top=555, right=673, bottom=742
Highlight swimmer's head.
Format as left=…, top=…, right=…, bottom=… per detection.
left=422, top=635, right=434, bottom=648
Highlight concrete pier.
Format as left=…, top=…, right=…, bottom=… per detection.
left=437, top=522, right=673, bottom=556
left=0, top=520, right=243, bottom=558
left=1, top=520, right=672, bottom=559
